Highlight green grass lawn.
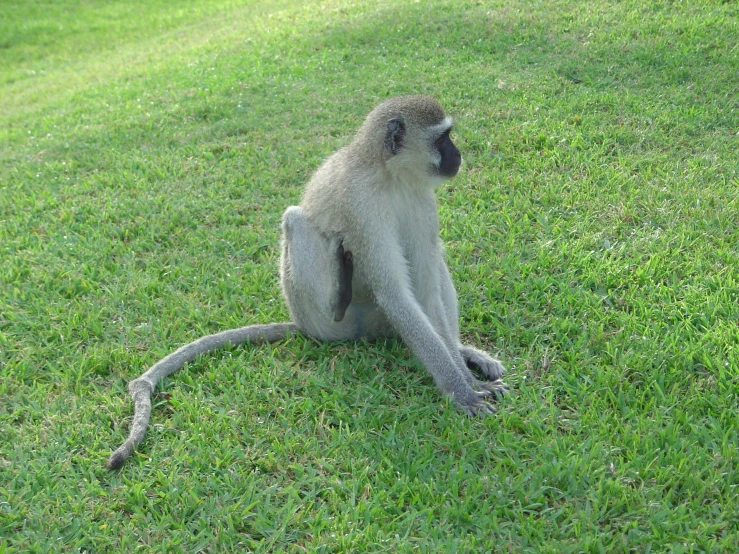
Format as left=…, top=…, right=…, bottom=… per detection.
left=1, top=0, right=738, bottom=551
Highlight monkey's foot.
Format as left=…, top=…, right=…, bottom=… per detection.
left=460, top=345, right=506, bottom=380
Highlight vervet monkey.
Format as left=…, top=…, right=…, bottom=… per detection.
left=106, top=95, right=508, bottom=470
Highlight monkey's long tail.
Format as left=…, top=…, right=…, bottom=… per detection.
left=105, top=322, right=297, bottom=470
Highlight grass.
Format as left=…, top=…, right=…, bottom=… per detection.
left=1, top=0, right=738, bottom=551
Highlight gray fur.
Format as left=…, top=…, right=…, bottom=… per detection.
left=106, top=95, right=507, bottom=470
left=290, top=95, right=507, bottom=414
left=105, top=323, right=295, bottom=469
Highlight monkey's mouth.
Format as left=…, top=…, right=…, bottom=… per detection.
left=437, top=149, right=462, bottom=178
left=439, top=160, right=461, bottom=178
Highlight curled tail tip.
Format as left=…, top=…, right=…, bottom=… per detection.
left=105, top=448, right=129, bottom=470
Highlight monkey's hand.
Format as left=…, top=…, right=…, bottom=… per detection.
left=454, top=390, right=500, bottom=417
left=473, top=378, right=509, bottom=399
left=460, top=345, right=506, bottom=380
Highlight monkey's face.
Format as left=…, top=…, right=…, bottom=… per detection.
left=383, top=114, right=462, bottom=186
left=434, top=129, right=461, bottom=178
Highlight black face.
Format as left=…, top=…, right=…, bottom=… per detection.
left=435, top=129, right=461, bottom=178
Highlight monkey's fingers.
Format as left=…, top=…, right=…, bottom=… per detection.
left=472, top=401, right=498, bottom=417
left=456, top=396, right=498, bottom=417
left=475, top=379, right=509, bottom=399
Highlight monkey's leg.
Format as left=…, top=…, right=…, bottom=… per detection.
left=410, top=252, right=489, bottom=393
left=438, top=259, right=508, bottom=396
left=351, top=234, right=496, bottom=416
left=281, top=206, right=361, bottom=340
left=426, top=289, right=506, bottom=400
left=438, top=259, right=461, bottom=340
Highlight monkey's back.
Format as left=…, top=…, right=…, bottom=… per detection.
left=300, top=147, right=365, bottom=237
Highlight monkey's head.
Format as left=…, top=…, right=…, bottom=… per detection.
left=353, top=96, right=462, bottom=187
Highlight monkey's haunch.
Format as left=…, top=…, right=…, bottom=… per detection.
left=105, top=322, right=297, bottom=470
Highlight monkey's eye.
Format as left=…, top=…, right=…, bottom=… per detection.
left=435, top=131, right=450, bottom=149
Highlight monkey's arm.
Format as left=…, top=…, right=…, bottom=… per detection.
left=351, top=227, right=496, bottom=415
left=106, top=322, right=296, bottom=469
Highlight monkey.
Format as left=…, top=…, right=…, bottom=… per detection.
left=105, top=95, right=508, bottom=470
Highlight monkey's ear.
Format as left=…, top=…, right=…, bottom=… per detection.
left=384, top=117, right=405, bottom=155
